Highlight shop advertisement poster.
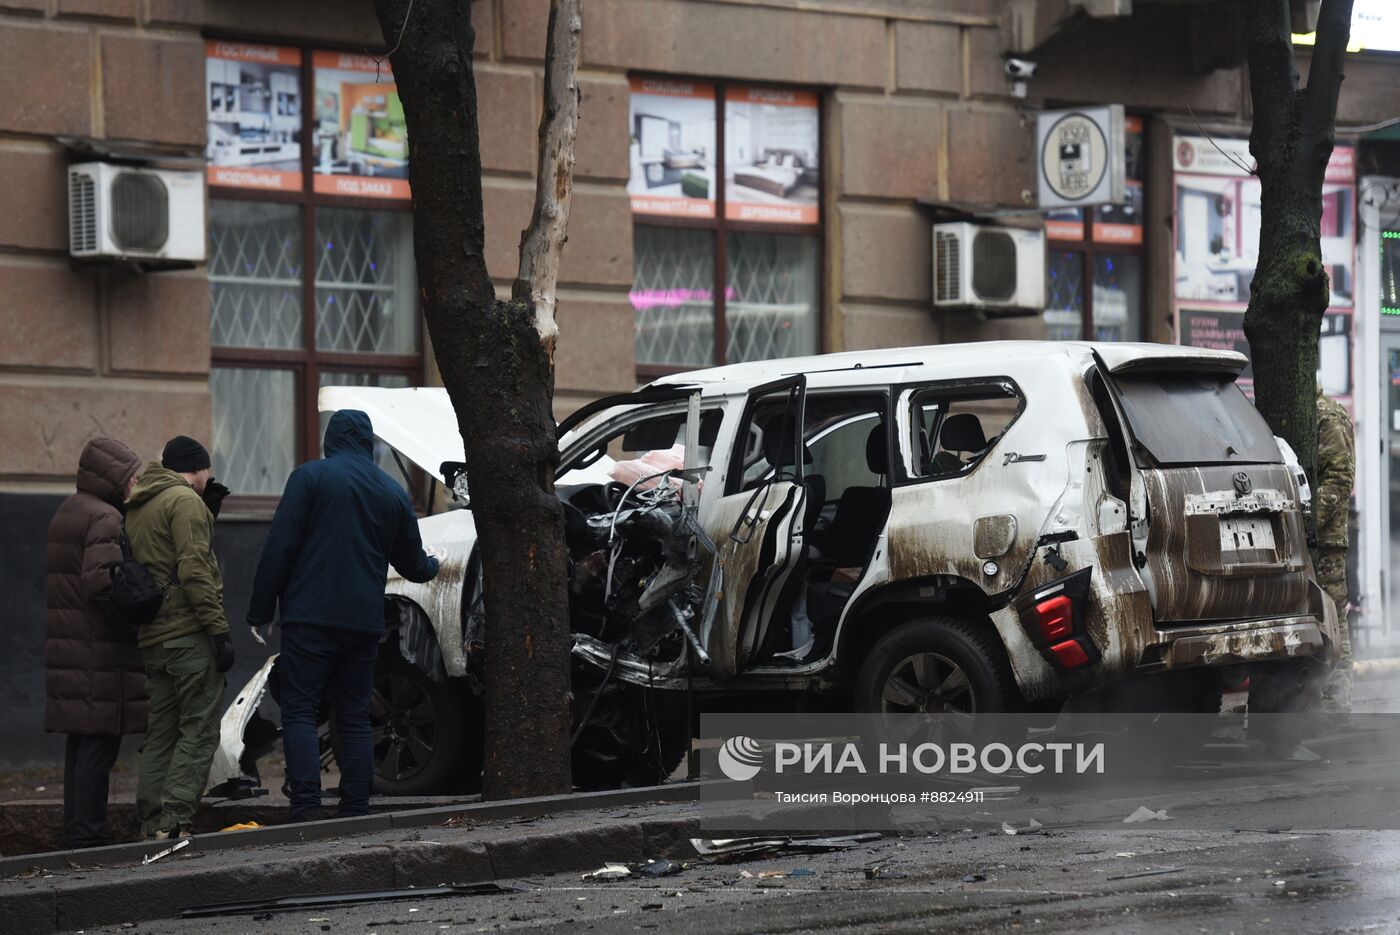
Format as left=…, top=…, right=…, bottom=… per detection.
left=628, top=78, right=717, bottom=219
left=205, top=42, right=303, bottom=192
left=1045, top=116, right=1143, bottom=244
left=313, top=51, right=410, bottom=200
left=724, top=86, right=820, bottom=225
left=1172, top=135, right=1356, bottom=398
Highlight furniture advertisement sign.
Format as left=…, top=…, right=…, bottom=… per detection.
left=724, top=86, right=819, bottom=225
left=628, top=78, right=716, bottom=219
left=312, top=51, right=410, bottom=200
left=1172, top=135, right=1356, bottom=398
left=205, top=42, right=303, bottom=192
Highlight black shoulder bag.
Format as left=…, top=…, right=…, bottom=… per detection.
left=109, top=524, right=166, bottom=629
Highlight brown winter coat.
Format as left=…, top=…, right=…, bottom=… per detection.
left=43, top=438, right=149, bottom=736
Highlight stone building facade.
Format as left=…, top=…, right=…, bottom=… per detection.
left=1, top=0, right=1398, bottom=764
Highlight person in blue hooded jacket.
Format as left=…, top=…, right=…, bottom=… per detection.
left=247, top=409, right=439, bottom=821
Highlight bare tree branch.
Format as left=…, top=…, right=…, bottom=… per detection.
left=515, top=0, right=583, bottom=348
left=1298, top=0, right=1355, bottom=191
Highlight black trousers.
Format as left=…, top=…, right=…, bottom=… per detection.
left=63, top=733, right=122, bottom=849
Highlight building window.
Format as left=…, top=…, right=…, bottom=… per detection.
left=205, top=42, right=421, bottom=500
left=627, top=78, right=822, bottom=375
left=1043, top=116, right=1145, bottom=342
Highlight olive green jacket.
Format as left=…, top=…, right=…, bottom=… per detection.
left=1315, top=386, right=1354, bottom=551
left=124, top=464, right=229, bottom=649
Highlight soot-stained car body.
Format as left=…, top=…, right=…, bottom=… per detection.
left=215, top=341, right=1339, bottom=796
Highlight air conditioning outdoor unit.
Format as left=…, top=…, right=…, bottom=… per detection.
left=68, top=161, right=206, bottom=264
left=932, top=222, right=1045, bottom=314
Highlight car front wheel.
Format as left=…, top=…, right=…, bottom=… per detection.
left=368, top=653, right=482, bottom=796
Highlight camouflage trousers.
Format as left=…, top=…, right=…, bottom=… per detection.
left=1317, top=549, right=1352, bottom=713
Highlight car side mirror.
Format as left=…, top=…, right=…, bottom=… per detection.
left=440, top=461, right=470, bottom=506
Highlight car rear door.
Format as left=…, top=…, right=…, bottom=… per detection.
left=1101, top=361, right=1311, bottom=623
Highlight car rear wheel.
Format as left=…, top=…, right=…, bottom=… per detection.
left=855, top=617, right=1023, bottom=716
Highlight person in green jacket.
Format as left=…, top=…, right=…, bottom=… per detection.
left=125, top=436, right=234, bottom=839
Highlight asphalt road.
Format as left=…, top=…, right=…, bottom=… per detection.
left=78, top=825, right=1398, bottom=935
left=63, top=674, right=1400, bottom=934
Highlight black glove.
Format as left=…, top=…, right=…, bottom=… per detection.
left=212, top=631, right=235, bottom=674
left=202, top=479, right=231, bottom=519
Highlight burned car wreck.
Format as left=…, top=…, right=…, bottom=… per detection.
left=214, top=341, right=1342, bottom=797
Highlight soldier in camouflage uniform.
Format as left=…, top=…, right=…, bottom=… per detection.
left=1316, top=385, right=1354, bottom=713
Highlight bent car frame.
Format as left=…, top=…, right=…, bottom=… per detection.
left=219, top=340, right=1340, bottom=796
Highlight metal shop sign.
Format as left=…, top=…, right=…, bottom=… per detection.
left=1036, top=105, right=1126, bottom=210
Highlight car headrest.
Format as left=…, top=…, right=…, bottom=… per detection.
left=939, top=413, right=987, bottom=453
left=761, top=416, right=811, bottom=469
left=865, top=423, right=888, bottom=475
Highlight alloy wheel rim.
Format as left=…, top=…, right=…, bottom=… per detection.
left=370, top=672, right=437, bottom=781
left=881, top=652, right=976, bottom=715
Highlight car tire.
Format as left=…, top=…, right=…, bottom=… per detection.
left=854, top=616, right=1023, bottom=716
left=366, top=653, right=482, bottom=796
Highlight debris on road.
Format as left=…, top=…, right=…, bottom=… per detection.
left=963, top=873, right=987, bottom=883
left=1123, top=806, right=1171, bottom=823
left=1001, top=819, right=1043, bottom=836
left=582, top=863, right=633, bottom=881
left=180, top=883, right=514, bottom=918
left=638, top=859, right=684, bottom=878
left=865, top=866, right=908, bottom=880
left=142, top=839, right=190, bottom=865
left=1106, top=867, right=1184, bottom=881
left=690, top=833, right=881, bottom=863
left=219, top=821, right=262, bottom=832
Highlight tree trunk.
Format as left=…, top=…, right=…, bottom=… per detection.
left=1243, top=0, right=1352, bottom=498
left=373, top=0, right=577, bottom=799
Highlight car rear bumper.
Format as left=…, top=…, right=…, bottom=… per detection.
left=1141, top=614, right=1331, bottom=672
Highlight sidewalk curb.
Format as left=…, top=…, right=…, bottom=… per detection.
left=4, top=813, right=705, bottom=933
left=0, top=780, right=716, bottom=879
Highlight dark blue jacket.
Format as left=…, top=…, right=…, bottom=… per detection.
left=247, top=409, right=439, bottom=634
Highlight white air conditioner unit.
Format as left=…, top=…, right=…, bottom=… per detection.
left=68, top=162, right=206, bottom=264
left=932, top=222, right=1045, bottom=315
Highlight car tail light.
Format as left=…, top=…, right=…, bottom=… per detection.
left=1048, top=639, right=1091, bottom=668
left=1033, top=595, right=1073, bottom=642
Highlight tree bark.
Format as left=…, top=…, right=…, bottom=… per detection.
left=373, top=0, right=576, bottom=799
left=1242, top=0, right=1352, bottom=497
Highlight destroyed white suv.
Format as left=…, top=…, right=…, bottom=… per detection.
left=219, top=341, right=1340, bottom=796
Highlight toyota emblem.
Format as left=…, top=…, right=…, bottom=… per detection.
left=1233, top=471, right=1252, bottom=496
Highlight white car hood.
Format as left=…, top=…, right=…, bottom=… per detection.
left=318, top=384, right=618, bottom=488
left=320, top=385, right=463, bottom=483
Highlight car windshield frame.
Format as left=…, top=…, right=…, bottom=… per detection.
left=1110, top=372, right=1280, bottom=467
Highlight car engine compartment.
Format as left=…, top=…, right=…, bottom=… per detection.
left=560, top=472, right=716, bottom=667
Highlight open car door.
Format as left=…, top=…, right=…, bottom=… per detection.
left=705, top=376, right=809, bottom=678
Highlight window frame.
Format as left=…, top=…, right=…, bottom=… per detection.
left=1043, top=113, right=1148, bottom=341
left=206, top=38, right=424, bottom=510
left=630, top=74, right=827, bottom=379
left=892, top=377, right=1027, bottom=486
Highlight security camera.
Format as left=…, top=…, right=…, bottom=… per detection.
left=1004, top=58, right=1037, bottom=99
left=1004, top=58, right=1038, bottom=79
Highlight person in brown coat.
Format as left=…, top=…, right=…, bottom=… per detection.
left=44, top=437, right=149, bottom=848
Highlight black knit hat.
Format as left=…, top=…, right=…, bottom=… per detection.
left=161, top=435, right=211, bottom=473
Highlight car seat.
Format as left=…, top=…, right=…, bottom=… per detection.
left=931, top=412, right=988, bottom=474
